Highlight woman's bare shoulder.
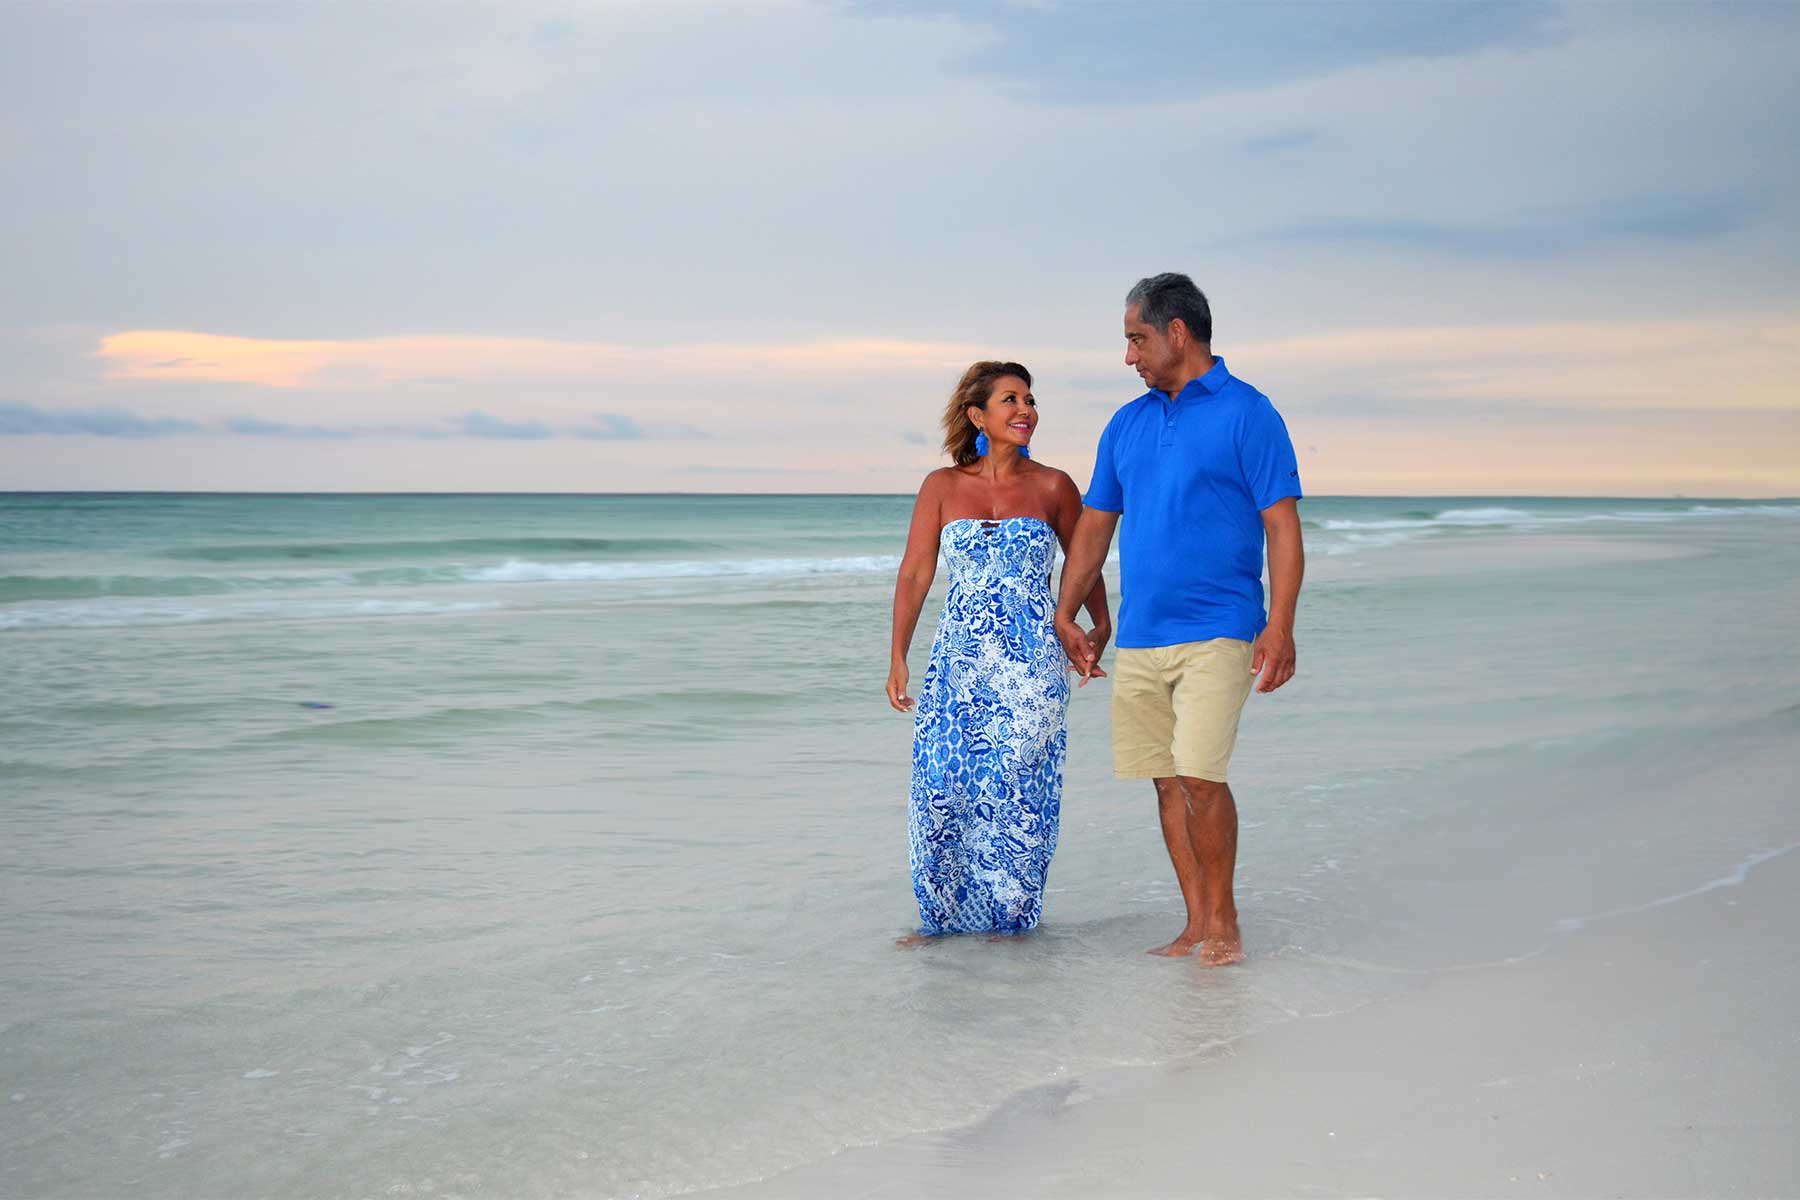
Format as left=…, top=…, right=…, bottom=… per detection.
left=914, top=466, right=968, bottom=506
left=1026, top=460, right=1080, bottom=497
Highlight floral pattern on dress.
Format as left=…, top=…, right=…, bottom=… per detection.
left=909, top=517, right=1070, bottom=935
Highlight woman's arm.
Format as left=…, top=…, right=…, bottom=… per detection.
left=1049, top=470, right=1111, bottom=670
left=887, top=473, right=946, bottom=711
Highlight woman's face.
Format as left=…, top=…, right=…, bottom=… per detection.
left=970, top=374, right=1037, bottom=452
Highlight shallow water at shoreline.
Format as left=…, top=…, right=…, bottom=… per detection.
left=3, top=494, right=1798, bottom=1198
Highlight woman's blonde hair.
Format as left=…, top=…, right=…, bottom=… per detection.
left=940, top=360, right=1032, bottom=466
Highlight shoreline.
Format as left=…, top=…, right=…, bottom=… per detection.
left=707, top=841, right=1800, bottom=1199
left=704, top=704, right=1800, bottom=1200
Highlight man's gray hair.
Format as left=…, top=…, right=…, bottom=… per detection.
left=1126, top=273, right=1212, bottom=343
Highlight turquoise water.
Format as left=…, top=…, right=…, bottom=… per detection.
left=3, top=493, right=1798, bottom=1198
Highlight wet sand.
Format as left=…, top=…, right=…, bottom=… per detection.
left=709, top=711, right=1800, bottom=1199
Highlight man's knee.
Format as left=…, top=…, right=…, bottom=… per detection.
left=1152, top=777, right=1185, bottom=810
left=1153, top=776, right=1227, bottom=809
left=1176, top=776, right=1231, bottom=807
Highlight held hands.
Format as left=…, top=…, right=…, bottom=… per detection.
left=1055, top=616, right=1110, bottom=686
left=886, top=658, right=915, bottom=712
left=1251, top=624, right=1297, bottom=693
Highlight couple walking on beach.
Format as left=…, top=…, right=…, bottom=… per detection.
left=886, top=273, right=1305, bottom=965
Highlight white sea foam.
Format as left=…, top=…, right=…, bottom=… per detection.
left=1320, top=502, right=1798, bottom=538
left=1687, top=503, right=1800, bottom=516
left=0, top=555, right=902, bottom=628
left=1427, top=506, right=1539, bottom=524
left=466, top=555, right=902, bottom=584
left=1551, top=844, right=1799, bottom=933
left=0, top=597, right=500, bottom=631
left=1320, top=530, right=1431, bottom=555
left=1317, top=508, right=1536, bottom=532
left=1319, top=518, right=1439, bottom=531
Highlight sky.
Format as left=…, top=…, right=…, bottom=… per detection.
left=3, top=0, right=1797, bottom=496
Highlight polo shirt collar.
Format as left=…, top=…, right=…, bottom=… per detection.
left=1150, top=356, right=1231, bottom=403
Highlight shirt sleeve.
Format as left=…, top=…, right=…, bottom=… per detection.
left=1238, top=396, right=1303, bottom=510
left=1082, top=414, right=1124, bottom=512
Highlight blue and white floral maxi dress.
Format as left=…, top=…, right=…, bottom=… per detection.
left=909, top=517, right=1070, bottom=934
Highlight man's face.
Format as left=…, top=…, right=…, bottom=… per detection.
left=1123, top=305, right=1184, bottom=392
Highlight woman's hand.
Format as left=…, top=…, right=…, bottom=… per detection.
left=886, top=658, right=915, bottom=712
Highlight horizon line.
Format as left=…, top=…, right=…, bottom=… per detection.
left=3, top=490, right=1794, bottom=502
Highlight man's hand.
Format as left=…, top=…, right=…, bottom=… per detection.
left=1251, top=624, right=1296, bottom=693
left=1085, top=622, right=1111, bottom=670
left=1056, top=616, right=1109, bottom=686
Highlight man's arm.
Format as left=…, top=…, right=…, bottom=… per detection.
left=1252, top=496, right=1303, bottom=693
left=1054, top=506, right=1121, bottom=682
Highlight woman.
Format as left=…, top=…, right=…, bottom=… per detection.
left=887, top=361, right=1111, bottom=941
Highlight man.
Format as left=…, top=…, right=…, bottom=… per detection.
left=1055, top=272, right=1304, bottom=966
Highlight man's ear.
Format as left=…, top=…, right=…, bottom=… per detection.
left=1166, top=318, right=1188, bottom=349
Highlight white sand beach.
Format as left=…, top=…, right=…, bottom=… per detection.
left=711, top=690, right=1800, bottom=1198
left=716, top=846, right=1799, bottom=1198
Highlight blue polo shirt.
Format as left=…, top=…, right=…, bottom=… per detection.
left=1084, top=357, right=1302, bottom=649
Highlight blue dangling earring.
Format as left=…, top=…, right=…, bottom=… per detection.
left=974, top=430, right=990, bottom=457
left=1019, top=445, right=1030, bottom=459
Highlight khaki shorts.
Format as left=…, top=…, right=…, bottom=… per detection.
left=1111, top=638, right=1256, bottom=782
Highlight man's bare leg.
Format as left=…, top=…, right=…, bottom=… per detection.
left=1148, top=776, right=1207, bottom=955
left=1147, top=776, right=1244, bottom=964
left=1181, top=776, right=1243, bottom=965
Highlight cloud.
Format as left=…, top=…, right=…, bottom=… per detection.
left=90, top=310, right=1800, bottom=422
left=458, top=410, right=553, bottom=439
left=675, top=464, right=836, bottom=476
left=0, top=400, right=202, bottom=437
left=847, top=0, right=1565, bottom=102
left=1232, top=195, right=1749, bottom=258
left=97, top=330, right=625, bottom=390
left=1, top=402, right=667, bottom=443
left=95, top=329, right=1094, bottom=389
left=6, top=4, right=1798, bottom=497
left=1235, top=315, right=1800, bottom=413
left=1240, top=128, right=1321, bottom=156
left=222, top=415, right=358, bottom=439
left=570, top=412, right=647, bottom=441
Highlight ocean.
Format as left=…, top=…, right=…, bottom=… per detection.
left=3, top=492, right=1797, bottom=1198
